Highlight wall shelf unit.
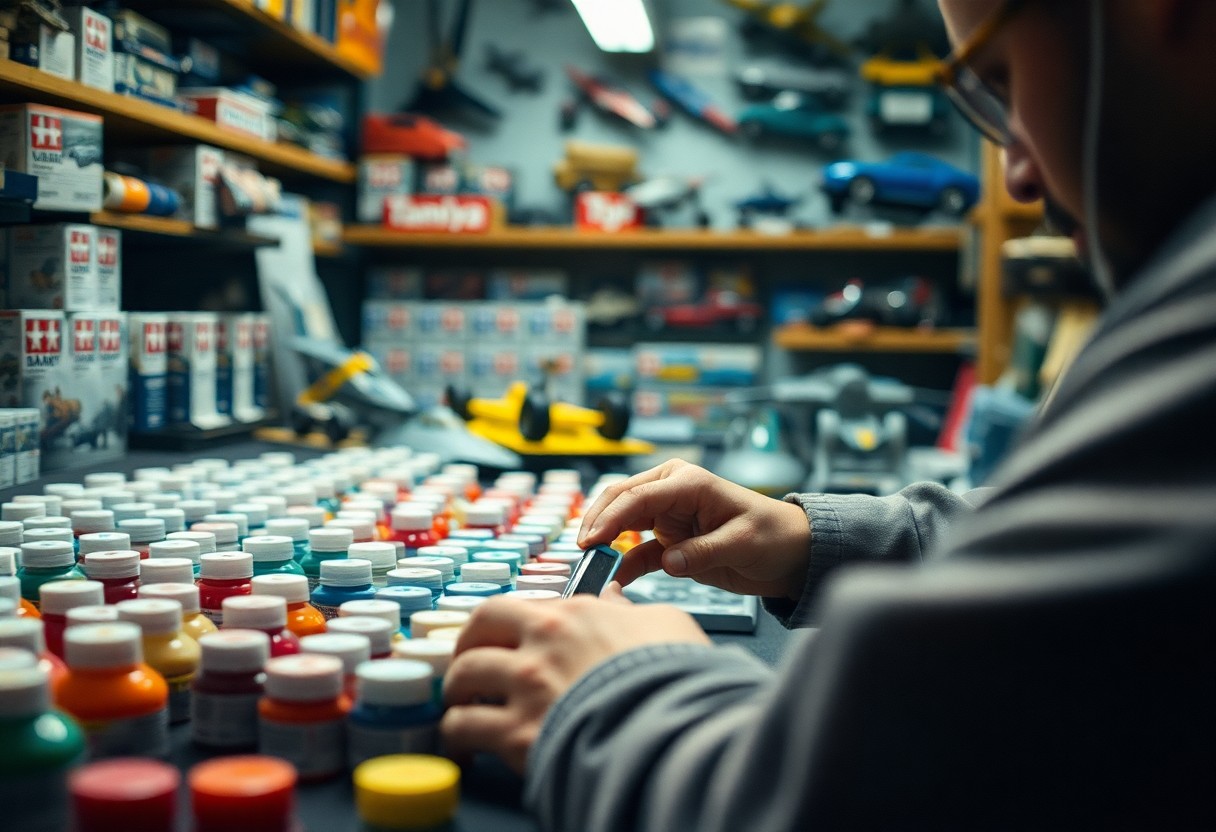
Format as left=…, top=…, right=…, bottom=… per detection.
left=774, top=325, right=975, bottom=354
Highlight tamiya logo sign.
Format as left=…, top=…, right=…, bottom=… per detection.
left=387, top=306, right=410, bottom=331
left=99, top=320, right=123, bottom=354
left=166, top=323, right=184, bottom=353
left=423, top=166, right=460, bottom=193
left=384, top=349, right=410, bottom=375
left=30, top=114, right=63, bottom=152
left=495, top=308, right=520, bottom=335
left=384, top=195, right=493, bottom=234
left=97, top=234, right=119, bottom=267
left=493, top=352, right=519, bottom=375
left=553, top=308, right=576, bottom=334
left=26, top=318, right=62, bottom=355
left=575, top=192, right=640, bottom=232
left=85, top=13, right=109, bottom=52
left=439, top=351, right=465, bottom=375
left=440, top=307, right=464, bottom=334
left=195, top=323, right=213, bottom=352
left=367, top=161, right=403, bottom=189
left=70, top=230, right=91, bottom=265
left=74, top=318, right=97, bottom=352
left=144, top=322, right=167, bottom=354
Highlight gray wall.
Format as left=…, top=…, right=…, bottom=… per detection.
left=367, top=0, right=977, bottom=231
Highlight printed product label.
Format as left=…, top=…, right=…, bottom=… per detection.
left=191, top=691, right=260, bottom=747
left=168, top=676, right=193, bottom=724
left=80, top=708, right=169, bottom=758
left=202, top=607, right=223, bottom=626
left=313, top=603, right=341, bottom=621
left=348, top=722, right=437, bottom=767
left=306, top=576, right=321, bottom=593
left=259, top=718, right=345, bottom=779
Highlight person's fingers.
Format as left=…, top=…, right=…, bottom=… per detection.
left=454, top=597, right=535, bottom=654
left=660, top=519, right=747, bottom=578
left=443, top=646, right=520, bottom=706
left=578, top=477, right=691, bottom=549
left=440, top=703, right=515, bottom=761
left=612, top=537, right=665, bottom=587
left=577, top=464, right=670, bottom=546
left=601, top=581, right=633, bottom=604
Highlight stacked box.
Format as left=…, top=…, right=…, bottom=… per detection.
left=219, top=314, right=263, bottom=423
left=46, top=312, right=126, bottom=471
left=366, top=266, right=422, bottom=300
left=13, top=21, right=76, bottom=80
left=0, top=104, right=104, bottom=213
left=128, top=312, right=168, bottom=433
left=7, top=223, right=98, bottom=311
left=95, top=227, right=121, bottom=310
left=358, top=155, right=414, bottom=224
left=167, top=313, right=229, bottom=430
left=65, top=6, right=115, bottom=92
left=14, top=408, right=40, bottom=484
left=0, top=310, right=64, bottom=470
left=632, top=342, right=763, bottom=438
left=144, top=145, right=224, bottom=229
left=253, top=313, right=272, bottom=410
left=0, top=411, right=15, bottom=488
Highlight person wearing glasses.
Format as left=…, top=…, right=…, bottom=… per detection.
left=442, top=1, right=1216, bottom=828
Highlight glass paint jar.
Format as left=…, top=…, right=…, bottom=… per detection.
left=257, top=654, right=350, bottom=782
left=138, top=582, right=217, bottom=643
left=376, top=586, right=434, bottom=634
left=82, top=550, right=141, bottom=603
left=0, top=617, right=67, bottom=690
left=252, top=574, right=327, bottom=638
left=116, top=598, right=201, bottom=725
left=18, top=541, right=85, bottom=609
left=71, top=510, right=116, bottom=541
left=311, top=558, right=378, bottom=621
left=166, top=529, right=217, bottom=559
left=389, top=506, right=438, bottom=558
left=299, top=633, right=369, bottom=701
left=347, top=659, right=440, bottom=767
left=339, top=599, right=403, bottom=643
left=222, top=595, right=301, bottom=658
left=198, top=552, right=254, bottom=626
left=301, top=527, right=354, bottom=593
left=76, top=531, right=132, bottom=561
left=39, top=579, right=105, bottom=658
left=193, top=521, right=240, bottom=553
left=458, top=562, right=512, bottom=593
left=264, top=517, right=310, bottom=563
left=349, top=541, right=397, bottom=588
left=399, top=555, right=457, bottom=587
left=190, top=630, right=270, bottom=750
left=386, top=567, right=445, bottom=602
left=461, top=503, right=506, bottom=537
left=139, top=556, right=196, bottom=586
left=118, top=518, right=166, bottom=558
left=244, top=535, right=307, bottom=579
left=391, top=638, right=455, bottom=708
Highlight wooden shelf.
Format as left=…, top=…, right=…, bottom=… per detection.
left=342, top=225, right=963, bottom=252
left=0, top=61, right=356, bottom=183
left=90, top=211, right=279, bottom=249
left=121, top=0, right=374, bottom=80
left=312, top=240, right=344, bottom=258
left=774, top=325, right=976, bottom=353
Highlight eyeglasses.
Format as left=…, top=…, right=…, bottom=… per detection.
left=937, top=0, right=1028, bottom=146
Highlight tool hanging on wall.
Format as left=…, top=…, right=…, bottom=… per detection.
left=404, top=0, right=501, bottom=123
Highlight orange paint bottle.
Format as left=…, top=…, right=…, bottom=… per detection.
left=0, top=574, right=41, bottom=619
left=251, top=574, right=327, bottom=638
left=258, top=654, right=351, bottom=782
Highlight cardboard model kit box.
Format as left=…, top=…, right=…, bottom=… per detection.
left=0, top=104, right=104, bottom=212
left=0, top=410, right=15, bottom=488
left=167, top=312, right=230, bottom=430
left=128, top=312, right=168, bottom=433
left=65, top=6, right=115, bottom=92
left=95, top=227, right=121, bottom=311
left=47, top=312, right=127, bottom=471
left=6, top=223, right=99, bottom=311
left=0, top=310, right=64, bottom=467
left=144, top=144, right=224, bottom=229
left=220, top=314, right=264, bottom=423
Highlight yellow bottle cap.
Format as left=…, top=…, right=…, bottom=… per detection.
left=354, top=755, right=460, bottom=830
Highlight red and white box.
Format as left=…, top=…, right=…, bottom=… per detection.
left=66, top=6, right=114, bottom=92
left=0, top=312, right=66, bottom=472
left=7, top=224, right=99, bottom=311
left=359, top=154, right=415, bottom=224
left=383, top=194, right=495, bottom=234
left=0, top=104, right=104, bottom=212
left=95, top=228, right=121, bottom=311
left=128, top=313, right=168, bottom=433
left=180, top=89, right=276, bottom=142
left=144, top=145, right=224, bottom=229
left=223, top=313, right=263, bottom=423
left=46, top=313, right=126, bottom=471
left=575, top=192, right=641, bottom=232
left=167, top=313, right=229, bottom=430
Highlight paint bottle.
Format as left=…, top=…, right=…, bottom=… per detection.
left=311, top=558, right=378, bottom=621
left=0, top=574, right=41, bottom=618
left=442, top=581, right=504, bottom=601
left=14, top=493, right=64, bottom=518
left=397, top=555, right=457, bottom=588
left=111, top=502, right=152, bottom=523
left=3, top=501, right=44, bottom=523
left=445, top=527, right=495, bottom=553
left=349, top=541, right=397, bottom=588
left=189, top=755, right=299, bottom=832
left=71, top=510, right=116, bottom=543
left=388, top=506, right=438, bottom=558
left=190, top=630, right=270, bottom=750
left=167, top=529, right=217, bottom=560
left=0, top=663, right=85, bottom=832
left=327, top=516, right=378, bottom=545
left=22, top=528, right=74, bottom=548
left=138, top=582, right=217, bottom=642
left=328, top=615, right=395, bottom=659
left=222, top=595, right=301, bottom=658
left=193, top=521, right=240, bottom=554
left=229, top=503, right=269, bottom=537
left=65, top=605, right=118, bottom=629
left=0, top=617, right=67, bottom=689
left=309, top=478, right=341, bottom=517
left=513, top=522, right=558, bottom=545
left=435, top=595, right=489, bottom=615
left=178, top=499, right=218, bottom=526
left=76, top=531, right=132, bottom=562
left=299, top=633, right=369, bottom=700
left=301, top=527, right=354, bottom=593
left=287, top=505, right=327, bottom=530
left=244, top=534, right=308, bottom=579
left=347, top=659, right=440, bottom=767
left=462, top=503, right=506, bottom=537
left=69, top=758, right=178, bottom=832
left=252, top=573, right=327, bottom=639
left=443, top=463, right=482, bottom=501
left=408, top=610, right=471, bottom=640
left=264, top=518, right=310, bottom=562
left=409, top=492, right=452, bottom=539
left=376, top=586, right=434, bottom=633
left=44, top=482, right=85, bottom=499
left=82, top=550, right=141, bottom=603
left=521, top=512, right=567, bottom=539
left=458, top=562, right=513, bottom=593
left=353, top=754, right=460, bottom=832
left=474, top=540, right=528, bottom=574
left=116, top=598, right=201, bottom=725
left=386, top=567, right=445, bottom=602
left=56, top=622, right=169, bottom=758
left=257, top=654, right=350, bottom=782
left=18, top=541, right=85, bottom=608
left=339, top=599, right=404, bottom=645
left=521, top=561, right=572, bottom=579
left=147, top=507, right=186, bottom=534
left=391, top=638, right=455, bottom=708
left=118, top=518, right=166, bottom=558
left=515, top=574, right=570, bottom=594
left=39, top=580, right=106, bottom=658
left=140, top=556, right=196, bottom=586
left=198, top=552, right=254, bottom=626
left=500, top=532, right=546, bottom=559
left=536, top=549, right=583, bottom=570
left=0, top=523, right=24, bottom=555
left=0, top=546, right=20, bottom=575
left=506, top=589, right=562, bottom=602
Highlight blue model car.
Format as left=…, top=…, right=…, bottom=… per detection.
left=821, top=152, right=980, bottom=216
left=738, top=92, right=850, bottom=152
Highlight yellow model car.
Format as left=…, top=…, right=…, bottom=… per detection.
left=859, top=49, right=943, bottom=87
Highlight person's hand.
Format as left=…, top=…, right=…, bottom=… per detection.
left=578, top=459, right=811, bottom=601
left=440, top=586, right=709, bottom=774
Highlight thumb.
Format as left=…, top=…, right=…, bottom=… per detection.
left=601, top=581, right=633, bottom=605
left=660, top=524, right=737, bottom=578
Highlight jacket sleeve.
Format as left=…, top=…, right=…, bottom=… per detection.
left=763, top=483, right=992, bottom=628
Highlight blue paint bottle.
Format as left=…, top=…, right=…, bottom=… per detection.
left=310, top=559, right=378, bottom=621
left=346, top=659, right=440, bottom=768
left=375, top=586, right=435, bottom=635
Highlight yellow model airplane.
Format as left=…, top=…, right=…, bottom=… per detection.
left=448, top=382, right=654, bottom=456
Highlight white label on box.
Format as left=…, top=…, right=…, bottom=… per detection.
left=38, top=26, right=76, bottom=81
left=880, top=91, right=934, bottom=124
left=7, top=223, right=100, bottom=310
left=0, top=105, right=104, bottom=212
left=70, top=7, right=114, bottom=92
left=0, top=412, right=15, bottom=489
left=96, top=228, right=121, bottom=310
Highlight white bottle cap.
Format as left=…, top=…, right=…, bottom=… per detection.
left=245, top=495, right=288, bottom=519
left=537, top=550, right=583, bottom=567
left=264, top=518, right=308, bottom=543
left=140, top=559, right=197, bottom=587
left=309, top=478, right=336, bottom=501
left=199, top=552, right=253, bottom=580
left=193, top=522, right=239, bottom=548
left=23, top=516, right=72, bottom=531
left=464, top=504, right=505, bottom=527
left=116, top=598, right=183, bottom=636
left=222, top=595, right=287, bottom=631
left=299, top=633, right=370, bottom=676
left=426, top=627, right=462, bottom=643
left=178, top=500, right=218, bottom=523
left=208, top=491, right=240, bottom=512
left=149, top=539, right=201, bottom=564
left=435, top=595, right=488, bottom=614
left=64, top=622, right=142, bottom=668
left=66, top=605, right=119, bottom=627
left=338, top=599, right=401, bottom=630
left=60, top=499, right=103, bottom=518
left=327, top=616, right=394, bottom=656
left=360, top=480, right=398, bottom=505
left=0, top=525, right=23, bottom=549
left=442, top=463, right=478, bottom=484
left=278, top=486, right=317, bottom=508
left=119, top=518, right=166, bottom=545
left=355, top=659, right=431, bottom=707
left=507, top=589, right=562, bottom=601
left=386, top=567, right=443, bottom=590
left=197, top=630, right=270, bottom=673
left=22, top=528, right=73, bottom=546
left=203, top=514, right=248, bottom=539
left=97, top=491, right=137, bottom=511
left=20, top=540, right=75, bottom=569
left=139, top=577, right=202, bottom=613
left=409, top=610, right=471, bottom=639
left=251, top=573, right=311, bottom=605
left=71, top=510, right=115, bottom=535
left=0, top=665, right=51, bottom=716
left=263, top=654, right=342, bottom=702
left=2, top=502, right=44, bottom=522
left=418, top=544, right=469, bottom=567
left=154, top=475, right=191, bottom=495
left=319, top=558, right=373, bottom=587
left=0, top=576, right=18, bottom=604
left=0, top=618, right=47, bottom=655
left=111, top=503, right=153, bottom=523
left=229, top=504, right=268, bottom=530
left=520, top=561, right=571, bottom=579
left=336, top=510, right=378, bottom=528
left=397, top=557, right=455, bottom=584
left=514, top=574, right=569, bottom=593
left=326, top=518, right=375, bottom=542
left=83, top=551, right=141, bottom=581
left=309, top=527, right=354, bottom=554
left=167, top=531, right=217, bottom=555
left=85, top=472, right=126, bottom=489
left=348, top=542, right=396, bottom=572
left=242, top=535, right=295, bottom=562
left=288, top=506, right=326, bottom=529
left=459, top=562, right=511, bottom=587
left=481, top=540, right=529, bottom=559
left=146, top=508, right=186, bottom=534
left=390, top=506, right=432, bottom=532
left=44, top=483, right=85, bottom=498
left=519, top=514, right=565, bottom=536
left=145, top=494, right=182, bottom=511
left=0, top=550, right=16, bottom=577
left=391, top=638, right=455, bottom=676
left=260, top=452, right=296, bottom=469
left=78, top=532, right=132, bottom=557
left=374, top=586, right=433, bottom=616
left=39, top=580, right=105, bottom=615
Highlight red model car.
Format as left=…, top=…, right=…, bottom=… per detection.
left=362, top=113, right=466, bottom=160
left=646, top=288, right=765, bottom=332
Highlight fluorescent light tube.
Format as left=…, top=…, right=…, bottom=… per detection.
left=571, top=0, right=655, bottom=53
